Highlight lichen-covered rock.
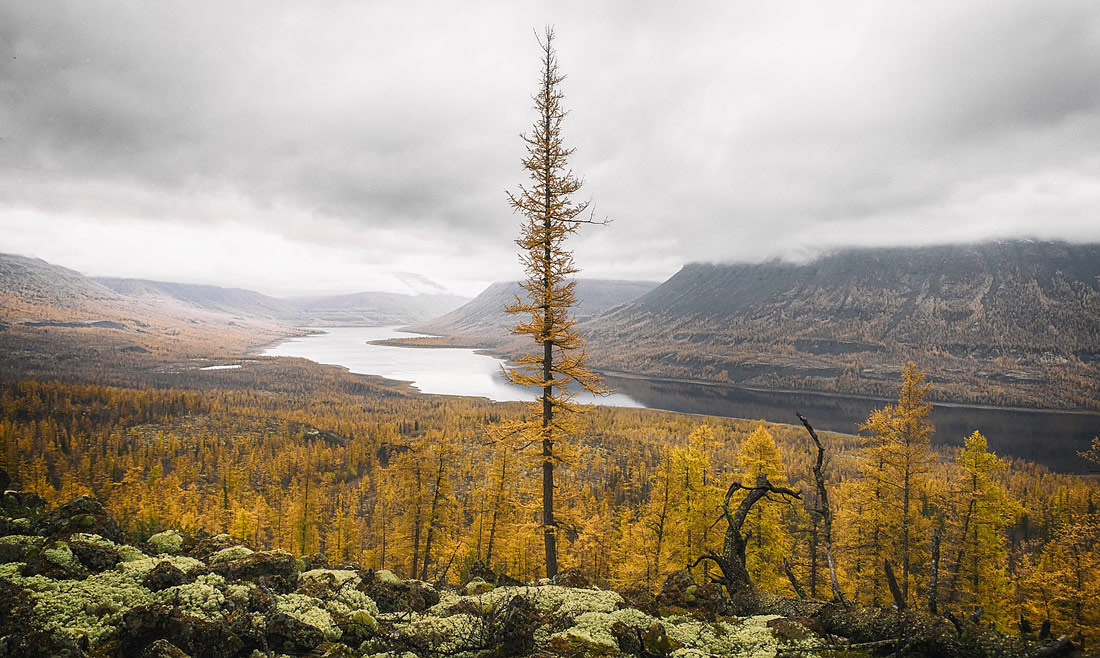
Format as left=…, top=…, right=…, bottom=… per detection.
left=68, top=533, right=122, bottom=573
left=147, top=530, right=184, bottom=556
left=1, top=489, right=47, bottom=517
left=465, top=577, right=494, bottom=595
left=298, top=552, right=329, bottom=571
left=140, top=638, right=191, bottom=658
left=552, top=568, right=590, bottom=589
left=119, top=604, right=243, bottom=658
left=157, top=574, right=230, bottom=621
left=358, top=569, right=440, bottom=613
left=34, top=540, right=89, bottom=579
left=297, top=569, right=379, bottom=621
left=0, top=534, right=44, bottom=562
left=143, top=560, right=190, bottom=591
left=203, top=549, right=298, bottom=593
left=36, top=496, right=122, bottom=543
left=207, top=545, right=254, bottom=565
left=185, top=533, right=242, bottom=562
left=270, top=594, right=338, bottom=646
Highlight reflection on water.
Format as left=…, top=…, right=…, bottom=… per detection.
left=263, top=327, right=1099, bottom=474
left=602, top=374, right=1100, bottom=475
left=261, top=326, right=641, bottom=407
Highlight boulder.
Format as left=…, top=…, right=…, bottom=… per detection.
left=265, top=612, right=325, bottom=654
left=69, top=535, right=122, bottom=572
left=119, top=604, right=243, bottom=658
left=203, top=550, right=298, bottom=593
left=139, top=638, right=191, bottom=658
left=143, top=560, right=190, bottom=591
left=357, top=569, right=440, bottom=613
left=552, top=568, right=590, bottom=588
left=36, top=496, right=122, bottom=543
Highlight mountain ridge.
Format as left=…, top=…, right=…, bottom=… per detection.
left=581, top=241, right=1100, bottom=409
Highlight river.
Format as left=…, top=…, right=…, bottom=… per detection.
left=263, top=326, right=1100, bottom=474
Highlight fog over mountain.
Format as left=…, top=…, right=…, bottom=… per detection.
left=2, top=2, right=1099, bottom=296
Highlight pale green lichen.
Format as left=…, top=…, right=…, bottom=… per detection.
left=119, top=555, right=204, bottom=580
left=394, top=613, right=480, bottom=654
left=5, top=560, right=155, bottom=645
left=68, top=533, right=115, bottom=549
left=275, top=593, right=341, bottom=641
left=430, top=584, right=623, bottom=620
left=147, top=529, right=184, bottom=555
left=299, top=568, right=358, bottom=586
left=0, top=534, right=43, bottom=561
left=42, top=541, right=81, bottom=572
left=375, top=569, right=402, bottom=585
left=116, top=544, right=148, bottom=562
left=208, top=545, right=254, bottom=564
left=225, top=583, right=252, bottom=605
left=551, top=607, right=657, bottom=649
left=157, top=573, right=228, bottom=620
left=0, top=561, right=26, bottom=579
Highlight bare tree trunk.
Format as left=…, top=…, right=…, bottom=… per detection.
left=797, top=413, right=849, bottom=607
left=929, top=524, right=942, bottom=615
left=784, top=558, right=808, bottom=600
left=885, top=559, right=906, bottom=611
left=420, top=452, right=447, bottom=581
left=692, top=474, right=801, bottom=601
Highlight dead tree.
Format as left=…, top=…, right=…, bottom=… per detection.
left=796, top=413, right=849, bottom=607
left=691, top=473, right=801, bottom=602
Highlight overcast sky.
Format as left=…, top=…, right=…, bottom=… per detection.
left=2, top=1, right=1099, bottom=297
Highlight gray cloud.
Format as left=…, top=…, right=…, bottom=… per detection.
left=1, top=1, right=1099, bottom=294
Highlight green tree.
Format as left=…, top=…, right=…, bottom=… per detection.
left=504, top=26, right=607, bottom=578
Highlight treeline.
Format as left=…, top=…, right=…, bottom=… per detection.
left=1, top=375, right=1098, bottom=642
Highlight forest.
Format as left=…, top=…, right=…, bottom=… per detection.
left=2, top=363, right=1098, bottom=645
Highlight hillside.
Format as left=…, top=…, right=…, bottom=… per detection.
left=582, top=242, right=1100, bottom=409
left=0, top=253, right=293, bottom=381
left=403, top=279, right=657, bottom=345
left=285, top=290, right=468, bottom=326
left=95, top=277, right=304, bottom=322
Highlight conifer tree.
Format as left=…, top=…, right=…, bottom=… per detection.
left=504, top=26, right=607, bottom=578
left=944, top=431, right=1020, bottom=625
left=736, top=425, right=795, bottom=593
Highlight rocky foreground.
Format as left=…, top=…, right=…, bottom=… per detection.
left=0, top=492, right=1082, bottom=658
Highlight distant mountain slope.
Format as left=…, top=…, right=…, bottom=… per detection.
left=284, top=291, right=468, bottom=326
left=0, top=253, right=289, bottom=379
left=95, top=277, right=303, bottom=321
left=583, top=242, right=1100, bottom=409
left=404, top=279, right=659, bottom=342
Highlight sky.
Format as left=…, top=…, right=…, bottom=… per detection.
left=2, top=1, right=1099, bottom=297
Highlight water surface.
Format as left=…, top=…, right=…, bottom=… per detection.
left=263, top=327, right=1100, bottom=473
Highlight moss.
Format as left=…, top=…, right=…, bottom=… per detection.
left=147, top=530, right=184, bottom=555
left=208, top=545, right=255, bottom=564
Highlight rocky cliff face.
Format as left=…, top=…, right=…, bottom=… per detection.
left=582, top=242, right=1100, bottom=409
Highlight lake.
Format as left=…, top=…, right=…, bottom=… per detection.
left=263, top=326, right=1100, bottom=474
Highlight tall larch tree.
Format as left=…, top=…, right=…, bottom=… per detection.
left=944, top=431, right=1021, bottom=626
left=504, top=26, right=607, bottom=578
left=852, top=362, right=935, bottom=606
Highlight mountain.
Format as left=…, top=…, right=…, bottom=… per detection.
left=0, top=253, right=291, bottom=379
left=582, top=242, right=1100, bottom=410
left=403, top=279, right=659, bottom=344
left=95, top=277, right=303, bottom=321
left=284, top=291, right=468, bottom=326
left=95, top=278, right=468, bottom=326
